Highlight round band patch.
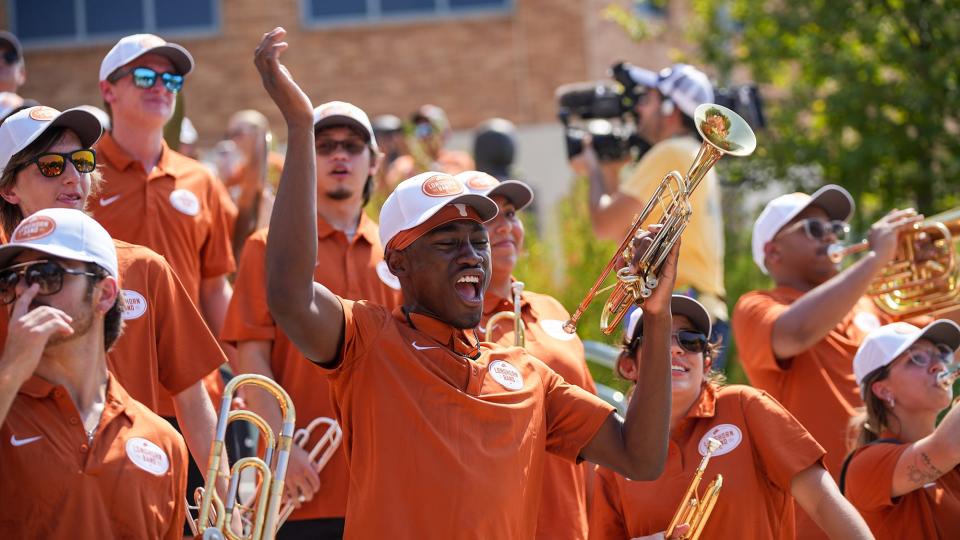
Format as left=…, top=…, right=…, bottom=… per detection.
left=488, top=359, right=524, bottom=391
left=169, top=189, right=200, bottom=216
left=12, top=216, right=56, bottom=242
left=125, top=437, right=170, bottom=476
left=421, top=175, right=463, bottom=197
left=121, top=290, right=148, bottom=320
left=376, top=260, right=401, bottom=290
left=853, top=311, right=881, bottom=333
left=29, top=106, right=59, bottom=122
left=539, top=319, right=578, bottom=341
left=698, top=423, right=742, bottom=457
left=463, top=172, right=497, bottom=190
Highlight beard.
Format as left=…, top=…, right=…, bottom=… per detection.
left=325, top=187, right=354, bottom=201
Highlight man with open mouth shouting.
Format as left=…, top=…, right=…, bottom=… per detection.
left=256, top=27, right=676, bottom=539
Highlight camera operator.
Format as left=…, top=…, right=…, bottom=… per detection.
left=569, top=63, right=730, bottom=370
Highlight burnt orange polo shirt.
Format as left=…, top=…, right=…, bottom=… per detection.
left=0, top=239, right=226, bottom=418
left=322, top=299, right=616, bottom=539
left=589, top=385, right=825, bottom=540
left=221, top=215, right=400, bottom=520
left=732, top=287, right=891, bottom=479
left=482, top=285, right=599, bottom=540
left=846, top=442, right=960, bottom=539
left=0, top=373, right=187, bottom=538
left=92, top=131, right=237, bottom=304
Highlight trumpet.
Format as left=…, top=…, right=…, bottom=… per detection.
left=188, top=374, right=296, bottom=540
left=937, top=362, right=960, bottom=390
left=827, top=208, right=960, bottom=317
left=666, top=437, right=724, bottom=540
left=484, top=281, right=526, bottom=346
left=276, top=417, right=343, bottom=527
left=564, top=104, right=757, bottom=334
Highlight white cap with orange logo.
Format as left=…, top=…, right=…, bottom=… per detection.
left=379, top=172, right=498, bottom=251
left=0, top=106, right=103, bottom=175
left=0, top=208, right=119, bottom=278
left=456, top=170, right=534, bottom=211
left=99, top=33, right=194, bottom=81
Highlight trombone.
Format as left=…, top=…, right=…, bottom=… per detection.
left=276, top=417, right=343, bottom=527
left=564, top=104, right=757, bottom=334
left=484, top=281, right=527, bottom=346
left=188, top=374, right=296, bottom=540
left=666, top=437, right=724, bottom=540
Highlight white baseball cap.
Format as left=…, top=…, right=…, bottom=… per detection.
left=751, top=184, right=854, bottom=274
left=0, top=106, right=103, bottom=176
left=853, top=320, right=960, bottom=388
left=626, top=294, right=713, bottom=344
left=456, top=170, right=534, bottom=211
left=313, top=101, right=379, bottom=152
left=99, top=33, right=194, bottom=82
left=0, top=208, right=119, bottom=278
left=379, top=171, right=499, bottom=251
left=625, top=63, right=714, bottom=118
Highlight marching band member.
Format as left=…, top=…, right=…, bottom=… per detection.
left=0, top=208, right=187, bottom=538
left=256, top=27, right=678, bottom=538
left=843, top=320, right=960, bottom=539
left=732, top=185, right=919, bottom=537
left=461, top=170, right=601, bottom=540
left=222, top=100, right=400, bottom=539
left=590, top=295, right=872, bottom=539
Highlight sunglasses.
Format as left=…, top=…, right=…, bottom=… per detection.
left=897, top=343, right=954, bottom=369
left=634, top=330, right=710, bottom=354
left=22, top=149, right=97, bottom=178
left=315, top=139, right=367, bottom=156
left=2, top=50, right=19, bottom=65
left=782, top=218, right=849, bottom=242
left=413, top=123, right=436, bottom=139
left=0, top=260, right=101, bottom=305
left=110, top=66, right=184, bottom=94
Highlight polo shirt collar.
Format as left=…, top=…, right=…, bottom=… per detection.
left=482, top=278, right=538, bottom=320
left=684, top=383, right=717, bottom=420
left=19, top=372, right=133, bottom=421
left=99, top=131, right=181, bottom=178
left=317, top=211, right=378, bottom=245
left=395, top=307, right=481, bottom=358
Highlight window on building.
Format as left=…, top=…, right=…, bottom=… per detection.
left=8, top=0, right=220, bottom=47
left=303, top=0, right=512, bottom=25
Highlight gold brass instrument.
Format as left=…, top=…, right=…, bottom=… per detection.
left=564, top=104, right=757, bottom=334
left=937, top=361, right=960, bottom=389
left=484, top=281, right=526, bottom=346
left=827, top=208, right=960, bottom=317
left=666, top=437, right=724, bottom=540
left=189, top=374, right=296, bottom=540
left=276, top=417, right=343, bottom=527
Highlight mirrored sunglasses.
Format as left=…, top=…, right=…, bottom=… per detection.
left=23, top=149, right=97, bottom=178
left=111, top=66, right=184, bottom=94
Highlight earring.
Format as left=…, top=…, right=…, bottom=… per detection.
left=886, top=396, right=895, bottom=408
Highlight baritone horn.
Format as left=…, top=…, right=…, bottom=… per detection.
left=666, top=437, right=724, bottom=540
left=564, top=104, right=757, bottom=334
left=276, top=417, right=343, bottom=527
left=484, top=281, right=526, bottom=346
left=827, top=207, right=959, bottom=317
left=189, top=374, right=296, bottom=540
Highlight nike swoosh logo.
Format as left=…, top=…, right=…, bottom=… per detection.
left=411, top=341, right=439, bottom=351
left=10, top=435, right=42, bottom=447
left=100, top=194, right=121, bottom=206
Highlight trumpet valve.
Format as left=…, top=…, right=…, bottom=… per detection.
left=640, top=286, right=652, bottom=298
left=562, top=320, right=577, bottom=334
left=645, top=275, right=659, bottom=289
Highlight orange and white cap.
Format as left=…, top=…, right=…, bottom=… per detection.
left=379, top=172, right=498, bottom=253
left=456, top=170, right=534, bottom=211
left=0, top=208, right=118, bottom=278
left=313, top=101, right=379, bottom=152
left=853, top=320, right=960, bottom=389
left=0, top=106, right=102, bottom=175
left=99, top=33, right=194, bottom=81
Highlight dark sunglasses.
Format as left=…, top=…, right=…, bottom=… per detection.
left=633, top=329, right=710, bottom=354
left=110, top=66, right=184, bottom=94
left=22, top=149, right=97, bottom=178
left=0, top=260, right=101, bottom=305
left=315, top=139, right=367, bottom=156
left=2, top=50, right=19, bottom=65
left=783, top=218, right=849, bottom=242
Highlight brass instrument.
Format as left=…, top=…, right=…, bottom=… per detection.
left=484, top=281, right=526, bottom=346
left=188, top=374, right=296, bottom=540
left=276, top=417, right=343, bottom=527
left=564, top=104, right=757, bottom=334
left=827, top=208, right=960, bottom=317
left=666, top=437, right=724, bottom=540
left=937, top=361, right=960, bottom=390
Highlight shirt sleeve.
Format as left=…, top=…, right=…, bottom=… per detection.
left=200, top=174, right=238, bottom=279
left=619, top=143, right=685, bottom=202
left=845, top=442, right=905, bottom=512
left=317, top=298, right=386, bottom=376
left=221, top=231, right=275, bottom=344
left=588, top=466, right=631, bottom=540
left=742, top=388, right=826, bottom=491
left=541, top=359, right=616, bottom=462
left=732, top=291, right=791, bottom=378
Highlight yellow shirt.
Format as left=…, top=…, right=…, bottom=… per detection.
left=620, top=136, right=726, bottom=319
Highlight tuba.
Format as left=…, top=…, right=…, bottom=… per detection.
left=484, top=281, right=527, bottom=346
left=665, top=437, right=724, bottom=540
left=188, top=374, right=296, bottom=540
left=564, top=104, right=757, bottom=334
left=275, top=417, right=343, bottom=527
left=827, top=208, right=960, bottom=317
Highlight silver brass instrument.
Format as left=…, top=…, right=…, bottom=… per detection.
left=937, top=361, right=960, bottom=390
left=564, top=104, right=757, bottom=334
left=665, top=437, right=724, bottom=540
left=484, top=281, right=526, bottom=346
left=188, top=374, right=296, bottom=540
left=276, top=417, right=343, bottom=527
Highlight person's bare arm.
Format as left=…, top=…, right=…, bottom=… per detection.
left=255, top=28, right=344, bottom=366
left=571, top=145, right=642, bottom=241
left=199, top=275, right=232, bottom=337
left=888, top=399, right=960, bottom=497
left=772, top=209, right=922, bottom=361
left=791, top=464, right=874, bottom=539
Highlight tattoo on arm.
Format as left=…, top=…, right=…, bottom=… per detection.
left=906, top=452, right=944, bottom=485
